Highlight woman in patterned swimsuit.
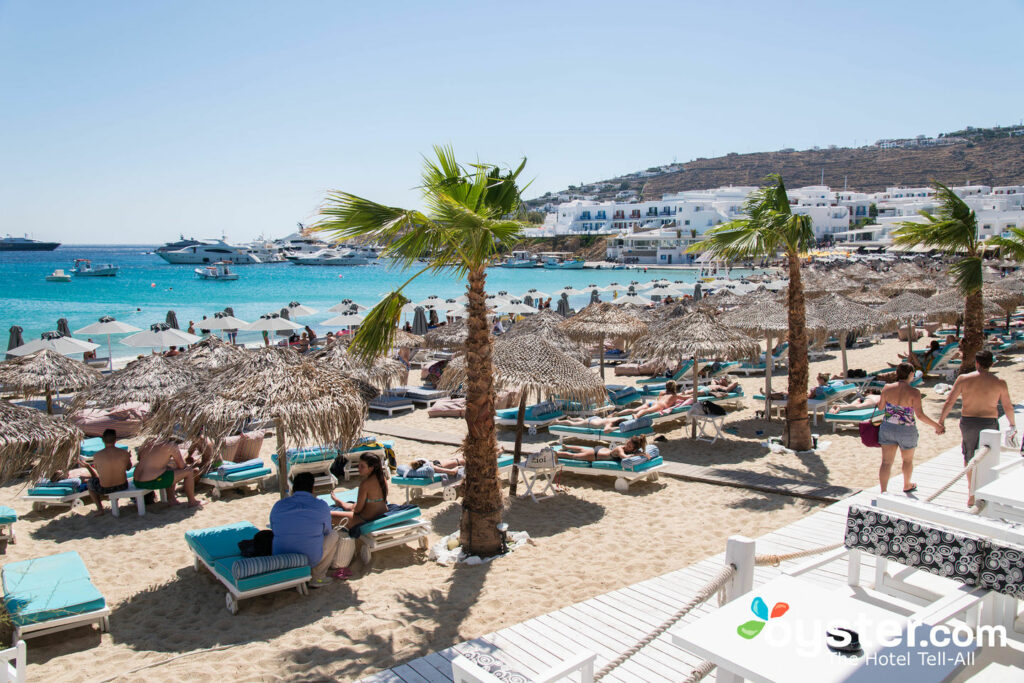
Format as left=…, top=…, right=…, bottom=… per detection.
left=877, top=363, right=944, bottom=494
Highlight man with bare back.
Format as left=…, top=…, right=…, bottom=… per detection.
left=134, top=438, right=203, bottom=507
left=939, top=349, right=1016, bottom=506
left=83, top=429, right=132, bottom=515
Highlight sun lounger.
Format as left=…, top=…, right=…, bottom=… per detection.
left=605, top=385, right=642, bottom=406
left=427, top=396, right=466, bottom=418
left=388, top=385, right=451, bottom=408
left=495, top=400, right=565, bottom=434
left=822, top=405, right=879, bottom=431
left=0, top=506, right=16, bottom=544
left=276, top=437, right=394, bottom=483
left=320, top=490, right=430, bottom=564
left=636, top=359, right=694, bottom=385
left=200, top=459, right=273, bottom=499
left=754, top=383, right=858, bottom=424
left=2, top=551, right=110, bottom=641
left=368, top=394, right=415, bottom=416
left=612, top=359, right=661, bottom=376
left=555, top=445, right=664, bottom=492
left=185, top=521, right=311, bottom=614
left=391, top=455, right=515, bottom=503
left=21, top=484, right=90, bottom=512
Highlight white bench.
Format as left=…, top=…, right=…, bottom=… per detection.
left=106, top=487, right=168, bottom=517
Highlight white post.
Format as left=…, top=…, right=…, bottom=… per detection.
left=723, top=535, right=755, bottom=604
left=974, top=429, right=1002, bottom=495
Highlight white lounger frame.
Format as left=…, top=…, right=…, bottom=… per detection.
left=199, top=471, right=272, bottom=500
left=559, top=463, right=663, bottom=492
left=21, top=490, right=89, bottom=512
left=1, top=640, right=26, bottom=683
left=356, top=519, right=431, bottom=564
left=495, top=416, right=562, bottom=435
left=106, top=487, right=168, bottom=517
left=368, top=400, right=415, bottom=417
left=13, top=607, right=110, bottom=642
left=397, top=462, right=515, bottom=504
left=190, top=548, right=309, bottom=615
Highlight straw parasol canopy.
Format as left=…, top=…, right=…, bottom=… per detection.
left=440, top=336, right=606, bottom=495
left=559, top=302, right=648, bottom=379
left=391, top=329, right=424, bottom=349
left=501, top=310, right=591, bottom=365
left=847, top=288, right=889, bottom=306
left=0, top=400, right=84, bottom=484
left=806, top=294, right=896, bottom=378
left=70, top=354, right=208, bottom=411
left=0, top=350, right=102, bottom=414
left=423, top=318, right=469, bottom=350
left=878, top=292, right=933, bottom=356
left=880, top=276, right=938, bottom=298
left=180, top=335, right=246, bottom=372
left=146, top=346, right=369, bottom=498
left=310, top=340, right=407, bottom=391
left=632, top=309, right=760, bottom=437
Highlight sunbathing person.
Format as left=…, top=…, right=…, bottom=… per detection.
left=330, top=453, right=389, bottom=527
left=827, top=394, right=881, bottom=414
left=83, top=429, right=132, bottom=515
left=184, top=427, right=216, bottom=475
left=613, top=381, right=686, bottom=418
left=134, top=438, right=202, bottom=507
left=559, top=435, right=647, bottom=463
left=398, top=456, right=467, bottom=479
left=553, top=414, right=630, bottom=433
left=704, top=377, right=740, bottom=397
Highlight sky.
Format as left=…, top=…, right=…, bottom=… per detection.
left=2, top=0, right=1022, bottom=244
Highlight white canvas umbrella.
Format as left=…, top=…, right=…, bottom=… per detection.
left=523, top=288, right=551, bottom=300
left=328, top=299, right=367, bottom=313
left=600, top=282, right=624, bottom=293
left=74, top=315, right=142, bottom=371
left=121, top=323, right=201, bottom=351
left=245, top=313, right=303, bottom=332
left=202, top=313, right=251, bottom=331
left=494, top=300, right=538, bottom=315
left=612, top=294, right=653, bottom=306
left=322, top=312, right=365, bottom=327
left=8, top=332, right=100, bottom=358
left=285, top=301, right=318, bottom=317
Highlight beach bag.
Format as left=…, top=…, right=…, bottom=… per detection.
left=525, top=447, right=558, bottom=470
left=238, top=530, right=274, bottom=557
left=858, top=407, right=882, bottom=448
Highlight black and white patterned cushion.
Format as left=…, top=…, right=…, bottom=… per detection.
left=458, top=651, right=529, bottom=683
left=979, top=541, right=1024, bottom=599
left=844, top=505, right=989, bottom=586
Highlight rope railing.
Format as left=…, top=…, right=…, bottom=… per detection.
left=755, top=542, right=844, bottom=567
left=924, top=445, right=987, bottom=503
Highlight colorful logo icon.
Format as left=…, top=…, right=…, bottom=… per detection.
left=737, top=596, right=789, bottom=639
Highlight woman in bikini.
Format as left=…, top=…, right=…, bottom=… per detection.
left=330, top=453, right=389, bottom=526
left=877, top=363, right=943, bottom=495
left=559, top=435, right=647, bottom=463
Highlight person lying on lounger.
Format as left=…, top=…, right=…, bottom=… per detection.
left=553, top=414, right=631, bottom=433
left=398, top=456, right=466, bottom=479
left=330, top=453, right=389, bottom=527
left=826, top=394, right=881, bottom=414
left=134, top=438, right=202, bottom=508
left=559, top=435, right=647, bottom=463
left=612, top=381, right=687, bottom=418
left=703, top=377, right=741, bottom=397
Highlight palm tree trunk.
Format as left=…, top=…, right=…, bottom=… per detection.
left=460, top=266, right=503, bottom=557
left=785, top=252, right=813, bottom=451
left=509, top=392, right=527, bottom=498
left=961, top=289, right=984, bottom=374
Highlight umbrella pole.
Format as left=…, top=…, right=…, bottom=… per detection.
left=907, top=317, right=914, bottom=359
left=764, top=332, right=773, bottom=422
left=840, top=334, right=849, bottom=380
left=509, top=392, right=527, bottom=498
left=106, top=334, right=113, bottom=373
left=691, top=354, right=699, bottom=439
left=45, top=389, right=53, bottom=415
left=599, top=334, right=606, bottom=380
left=276, top=423, right=289, bottom=500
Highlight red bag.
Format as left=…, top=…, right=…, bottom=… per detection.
left=859, top=421, right=881, bottom=448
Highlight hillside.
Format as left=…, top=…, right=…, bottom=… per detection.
left=525, top=131, right=1024, bottom=206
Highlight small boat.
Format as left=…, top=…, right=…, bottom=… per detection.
left=72, top=259, right=118, bottom=276
left=194, top=261, right=240, bottom=280
left=543, top=256, right=585, bottom=269
left=497, top=250, right=540, bottom=268
left=45, top=269, right=71, bottom=282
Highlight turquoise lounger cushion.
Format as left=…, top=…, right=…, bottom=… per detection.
left=212, top=556, right=311, bottom=592
left=231, top=553, right=308, bottom=581
left=558, top=458, right=592, bottom=468
left=0, top=506, right=16, bottom=525
left=353, top=506, right=421, bottom=534
left=823, top=407, right=878, bottom=422
left=3, top=552, right=90, bottom=591
left=591, top=456, right=664, bottom=472
left=497, top=455, right=513, bottom=468
left=391, top=474, right=443, bottom=486
left=4, top=577, right=106, bottom=626
left=205, top=467, right=272, bottom=483
left=185, top=522, right=259, bottom=565
left=26, top=486, right=75, bottom=497
left=80, top=437, right=104, bottom=456
left=276, top=448, right=336, bottom=465
left=216, top=458, right=263, bottom=475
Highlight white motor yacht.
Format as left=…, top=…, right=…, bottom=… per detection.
left=278, top=231, right=331, bottom=260
left=290, top=248, right=373, bottom=266
left=157, top=239, right=261, bottom=265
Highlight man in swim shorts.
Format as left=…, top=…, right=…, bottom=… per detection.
left=83, top=428, right=133, bottom=515
left=939, top=349, right=1016, bottom=506
left=134, top=438, right=202, bottom=507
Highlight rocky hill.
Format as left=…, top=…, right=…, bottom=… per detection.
left=525, top=128, right=1024, bottom=206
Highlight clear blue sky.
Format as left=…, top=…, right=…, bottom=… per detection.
left=2, top=0, right=1021, bottom=244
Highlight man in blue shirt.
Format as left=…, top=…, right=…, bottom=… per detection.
left=269, top=472, right=341, bottom=587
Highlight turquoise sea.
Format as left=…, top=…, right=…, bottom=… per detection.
left=1, top=245, right=757, bottom=359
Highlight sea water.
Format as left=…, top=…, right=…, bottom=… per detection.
left=1, top=245, right=757, bottom=359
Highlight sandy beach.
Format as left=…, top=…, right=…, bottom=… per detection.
left=2, top=332, right=1020, bottom=681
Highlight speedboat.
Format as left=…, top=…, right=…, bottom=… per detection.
left=72, top=259, right=118, bottom=276
left=195, top=261, right=240, bottom=280
left=45, top=269, right=71, bottom=282
left=543, top=257, right=585, bottom=269
left=291, top=248, right=372, bottom=265
left=156, top=239, right=261, bottom=264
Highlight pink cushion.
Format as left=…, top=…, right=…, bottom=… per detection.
left=428, top=397, right=466, bottom=418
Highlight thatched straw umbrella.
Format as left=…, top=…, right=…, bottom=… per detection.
left=391, top=329, right=424, bottom=350
left=926, top=288, right=1003, bottom=337
left=440, top=336, right=606, bottom=496
left=559, top=302, right=648, bottom=379
left=981, top=283, right=1024, bottom=332
left=0, top=350, right=102, bottom=414
left=806, top=294, right=896, bottom=379
left=180, top=335, right=246, bottom=372
left=310, top=340, right=407, bottom=391
left=847, top=288, right=889, bottom=306
left=632, top=310, right=760, bottom=437
left=70, top=354, right=208, bottom=411
left=879, top=292, right=933, bottom=357
left=423, top=318, right=469, bottom=351
left=880, top=276, right=938, bottom=298
left=0, top=400, right=84, bottom=484
left=146, top=347, right=368, bottom=498
left=501, top=310, right=590, bottom=365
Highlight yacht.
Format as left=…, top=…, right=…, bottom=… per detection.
left=278, top=231, right=331, bottom=260
left=0, top=235, right=60, bottom=251
left=156, top=239, right=262, bottom=265
left=291, top=248, right=373, bottom=266
left=245, top=238, right=287, bottom=263
left=155, top=235, right=202, bottom=253
left=72, top=259, right=118, bottom=276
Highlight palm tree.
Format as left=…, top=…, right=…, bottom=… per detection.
left=893, top=182, right=983, bottom=372
left=314, top=145, right=528, bottom=557
left=686, top=175, right=815, bottom=451
left=988, top=226, right=1024, bottom=262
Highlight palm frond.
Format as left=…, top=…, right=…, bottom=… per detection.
left=348, top=292, right=408, bottom=364
left=892, top=181, right=978, bottom=254
left=949, top=256, right=984, bottom=295
left=988, top=227, right=1024, bottom=262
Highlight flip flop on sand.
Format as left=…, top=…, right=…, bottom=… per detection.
left=903, top=484, right=918, bottom=494
left=332, top=568, right=353, bottom=580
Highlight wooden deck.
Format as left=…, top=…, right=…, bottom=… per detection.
left=360, top=443, right=1018, bottom=682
